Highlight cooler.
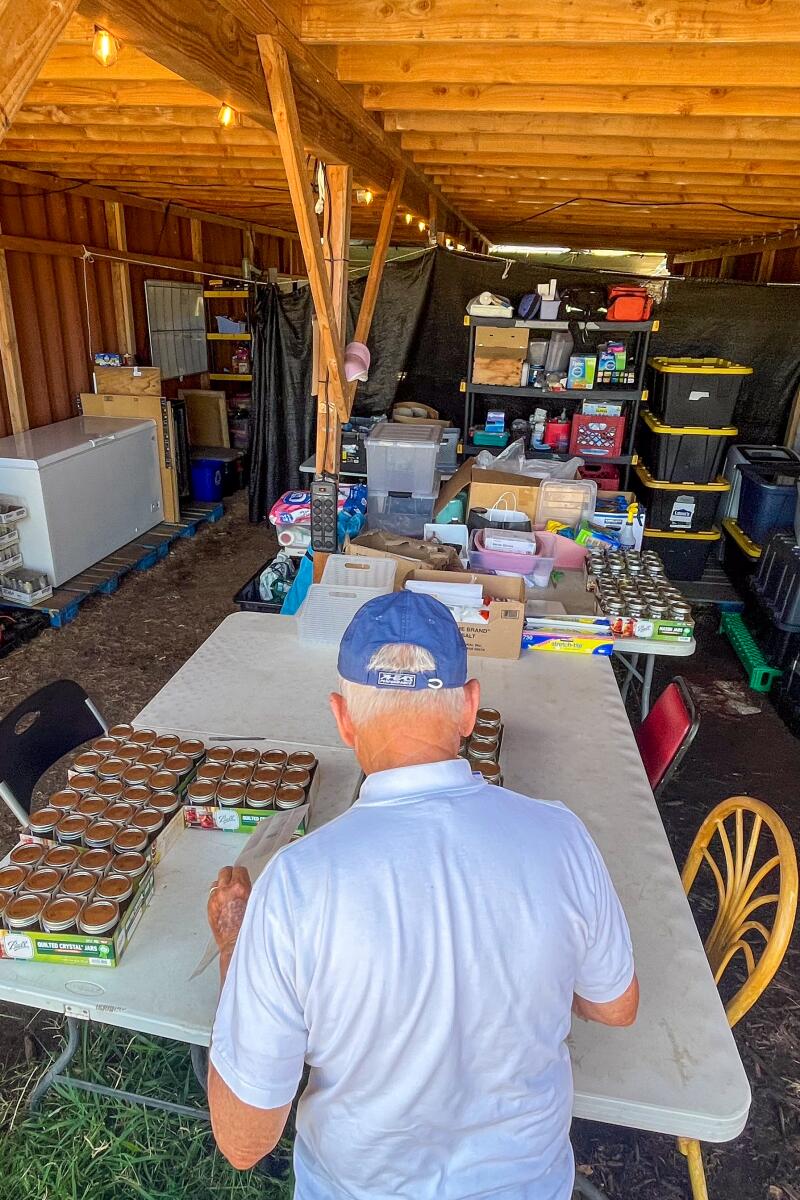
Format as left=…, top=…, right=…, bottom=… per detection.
left=721, top=444, right=800, bottom=522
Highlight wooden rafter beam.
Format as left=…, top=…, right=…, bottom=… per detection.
left=1, top=0, right=80, bottom=141
left=302, top=0, right=800, bottom=43
left=673, top=227, right=800, bottom=264
left=259, top=34, right=349, bottom=424
left=351, top=167, right=405, bottom=401
left=408, top=150, right=800, bottom=176
left=336, top=43, right=800, bottom=88
left=400, top=131, right=800, bottom=163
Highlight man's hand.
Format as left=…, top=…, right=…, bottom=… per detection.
left=208, top=865, right=252, bottom=956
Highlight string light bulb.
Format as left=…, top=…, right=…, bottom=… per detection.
left=92, top=27, right=119, bottom=68
left=356, top=188, right=374, bottom=205
left=218, top=103, right=237, bottom=129
left=418, top=219, right=426, bottom=232
left=405, top=213, right=413, bottom=225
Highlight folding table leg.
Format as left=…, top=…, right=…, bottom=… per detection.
left=29, top=1014, right=81, bottom=1111
left=640, top=655, right=655, bottom=719
left=619, top=653, right=640, bottom=703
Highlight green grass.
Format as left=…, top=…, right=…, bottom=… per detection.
left=0, top=1020, right=295, bottom=1200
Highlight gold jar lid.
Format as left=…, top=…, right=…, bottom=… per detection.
left=97, top=758, right=126, bottom=781
left=116, top=742, right=143, bottom=763
left=41, top=896, right=81, bottom=931
left=149, top=792, right=180, bottom=816
left=28, top=806, right=61, bottom=835
left=206, top=746, right=234, bottom=764
left=287, top=751, right=317, bottom=770
left=260, top=749, right=287, bottom=768
left=83, top=819, right=117, bottom=848
left=9, top=843, right=45, bottom=868
left=282, top=767, right=310, bottom=790
left=197, top=762, right=225, bottom=782
left=69, top=774, right=99, bottom=795
left=140, top=748, right=167, bottom=770
left=111, top=851, right=147, bottom=878
left=178, top=738, right=205, bottom=760
left=149, top=769, right=178, bottom=794
left=253, top=765, right=282, bottom=786
left=78, top=899, right=119, bottom=935
left=56, top=813, right=90, bottom=842
left=104, top=802, right=135, bottom=826
left=232, top=747, right=260, bottom=765
left=217, top=781, right=246, bottom=807
left=95, top=779, right=124, bottom=802
left=0, top=864, right=28, bottom=892
left=80, top=848, right=113, bottom=873
left=245, top=783, right=275, bottom=809
left=122, top=784, right=152, bottom=807
left=108, top=723, right=135, bottom=740
left=26, top=867, right=62, bottom=895
left=112, top=827, right=149, bottom=855
left=77, top=796, right=107, bottom=820
left=92, top=736, right=121, bottom=755
left=224, top=764, right=252, bottom=785
left=186, top=779, right=216, bottom=803
left=72, top=750, right=104, bottom=774
left=6, top=893, right=44, bottom=928
left=130, top=728, right=157, bottom=747
left=153, top=734, right=181, bottom=752
left=276, top=784, right=305, bottom=810
left=122, top=764, right=152, bottom=787
left=95, top=874, right=133, bottom=905
left=59, top=870, right=97, bottom=899
left=163, top=753, right=192, bottom=777
left=132, top=809, right=164, bottom=835
left=42, top=845, right=80, bottom=871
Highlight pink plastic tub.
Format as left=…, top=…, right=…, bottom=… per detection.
left=532, top=528, right=588, bottom=569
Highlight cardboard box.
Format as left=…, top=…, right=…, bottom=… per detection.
left=472, top=327, right=528, bottom=388
left=593, top=490, right=646, bottom=550
left=93, top=366, right=162, bottom=396
left=435, top=460, right=544, bottom=524
left=346, top=532, right=460, bottom=583
left=406, top=569, right=524, bottom=659
left=0, top=863, right=155, bottom=967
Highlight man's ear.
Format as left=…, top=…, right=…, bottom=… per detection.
left=330, top=692, right=356, bottom=748
left=459, top=678, right=481, bottom=737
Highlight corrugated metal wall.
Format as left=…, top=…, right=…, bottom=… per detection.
left=0, top=186, right=295, bottom=431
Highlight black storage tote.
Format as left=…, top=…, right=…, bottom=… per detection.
left=638, top=409, right=737, bottom=484
left=641, top=527, right=721, bottom=581
left=647, top=357, right=751, bottom=427
left=633, top=462, right=729, bottom=532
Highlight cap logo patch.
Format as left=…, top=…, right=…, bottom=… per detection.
left=377, top=670, right=417, bottom=689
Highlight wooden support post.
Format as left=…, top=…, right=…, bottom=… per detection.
left=757, top=249, right=776, bottom=283
left=242, top=226, right=256, bottom=270
left=427, top=193, right=438, bottom=243
left=315, top=164, right=352, bottom=478
left=0, top=0, right=79, bottom=143
left=190, top=218, right=203, bottom=283
left=351, top=170, right=404, bottom=402
left=104, top=202, right=136, bottom=359
left=0, top=230, right=27, bottom=432
left=258, top=35, right=350, bottom=426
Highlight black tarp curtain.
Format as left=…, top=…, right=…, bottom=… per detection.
left=249, top=246, right=800, bottom=522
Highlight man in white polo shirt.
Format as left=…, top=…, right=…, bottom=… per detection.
left=207, top=591, right=638, bottom=1199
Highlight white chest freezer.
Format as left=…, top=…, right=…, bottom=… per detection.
left=0, top=416, right=163, bottom=586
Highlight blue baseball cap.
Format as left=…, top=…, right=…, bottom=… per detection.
left=338, top=591, right=467, bottom=691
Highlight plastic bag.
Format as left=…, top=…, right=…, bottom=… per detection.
left=258, top=552, right=297, bottom=604
left=474, top=439, right=583, bottom=480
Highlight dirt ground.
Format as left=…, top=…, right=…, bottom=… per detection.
left=0, top=494, right=798, bottom=1199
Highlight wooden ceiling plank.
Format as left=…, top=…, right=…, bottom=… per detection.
left=38, top=42, right=181, bottom=81
left=338, top=43, right=800, bottom=87
left=400, top=132, right=800, bottom=163
left=303, top=0, right=800, bottom=44
left=1, top=0, right=80, bottom=143
left=409, top=150, right=800, bottom=176
left=25, top=80, right=219, bottom=106
left=364, top=83, right=800, bottom=119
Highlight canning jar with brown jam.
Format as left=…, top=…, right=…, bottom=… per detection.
left=56, top=813, right=90, bottom=845
left=5, top=893, right=44, bottom=930
left=41, top=896, right=81, bottom=934
left=9, top=843, right=46, bottom=869
left=83, top=819, right=117, bottom=850
left=25, top=867, right=62, bottom=898
left=95, top=873, right=134, bottom=914
left=59, top=870, right=97, bottom=903
left=78, top=899, right=120, bottom=936
left=110, top=851, right=148, bottom=882
left=42, top=845, right=81, bottom=872
left=27, top=807, right=60, bottom=839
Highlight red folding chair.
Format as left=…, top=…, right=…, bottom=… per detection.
left=634, top=675, right=699, bottom=795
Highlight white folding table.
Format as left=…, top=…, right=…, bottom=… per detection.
left=0, top=612, right=748, bottom=1146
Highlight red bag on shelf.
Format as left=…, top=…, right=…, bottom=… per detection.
left=606, top=286, right=653, bottom=321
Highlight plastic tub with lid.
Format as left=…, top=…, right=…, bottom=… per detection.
left=366, top=422, right=442, bottom=496
left=536, top=478, right=597, bottom=527
left=647, top=357, right=752, bottom=427
left=638, top=410, right=737, bottom=484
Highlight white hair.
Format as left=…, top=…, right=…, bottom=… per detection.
left=339, top=643, right=465, bottom=729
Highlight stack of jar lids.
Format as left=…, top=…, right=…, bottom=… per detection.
left=460, top=709, right=504, bottom=786
left=186, top=746, right=318, bottom=812
left=24, top=725, right=205, bottom=855
left=0, top=836, right=149, bottom=935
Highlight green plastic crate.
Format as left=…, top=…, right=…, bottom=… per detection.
left=719, top=611, right=782, bottom=693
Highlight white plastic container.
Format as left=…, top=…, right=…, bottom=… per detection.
left=366, top=423, right=442, bottom=496
left=321, top=554, right=397, bottom=590
left=298, top=582, right=391, bottom=645
left=536, top=478, right=597, bottom=527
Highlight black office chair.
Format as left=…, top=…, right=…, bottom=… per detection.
left=0, top=680, right=107, bottom=826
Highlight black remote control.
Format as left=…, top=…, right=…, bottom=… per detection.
left=311, top=477, right=339, bottom=553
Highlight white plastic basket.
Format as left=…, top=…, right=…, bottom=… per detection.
left=298, top=583, right=390, bottom=645
left=0, top=584, right=53, bottom=607
left=0, top=528, right=19, bottom=552
left=321, top=554, right=396, bottom=589
left=0, top=502, right=27, bottom=527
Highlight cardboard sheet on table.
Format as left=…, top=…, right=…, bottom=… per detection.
left=190, top=805, right=309, bottom=979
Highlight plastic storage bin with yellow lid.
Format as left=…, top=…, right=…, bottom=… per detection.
left=721, top=518, right=761, bottom=594
left=641, top=526, right=722, bottom=581
left=647, top=357, right=752, bottom=428
left=638, top=409, right=737, bottom=485
left=632, top=461, right=729, bottom=532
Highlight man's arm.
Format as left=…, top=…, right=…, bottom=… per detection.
left=207, top=866, right=292, bottom=1171
left=573, top=972, right=639, bottom=1027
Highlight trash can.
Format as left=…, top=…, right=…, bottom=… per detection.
left=190, top=459, right=224, bottom=502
